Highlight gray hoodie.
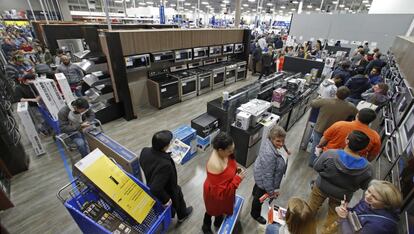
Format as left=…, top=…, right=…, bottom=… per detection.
left=314, top=149, right=373, bottom=201
left=254, top=138, right=287, bottom=193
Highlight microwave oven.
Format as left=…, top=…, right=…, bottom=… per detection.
left=234, top=43, right=244, bottom=53
left=193, top=47, right=209, bottom=60
left=151, top=51, right=175, bottom=63
left=209, top=46, right=222, bottom=57
left=223, top=44, right=234, bottom=55
left=124, top=54, right=151, bottom=71
left=175, top=49, right=192, bottom=62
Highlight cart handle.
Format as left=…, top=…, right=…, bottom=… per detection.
left=57, top=178, right=80, bottom=204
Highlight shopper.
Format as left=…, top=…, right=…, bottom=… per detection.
left=56, top=55, right=84, bottom=95
left=259, top=46, right=273, bottom=80
left=334, top=40, right=341, bottom=47
left=274, top=36, right=283, bottom=49
left=265, top=198, right=316, bottom=234
left=1, top=37, right=16, bottom=59
left=365, top=52, right=386, bottom=74
left=54, top=49, right=64, bottom=65
left=202, top=133, right=245, bottom=234
left=252, top=43, right=262, bottom=75
left=6, top=54, right=32, bottom=83
left=363, top=42, right=370, bottom=54
left=317, top=108, right=381, bottom=162
left=139, top=130, right=193, bottom=223
left=335, top=180, right=402, bottom=234
left=350, top=48, right=364, bottom=68
left=308, top=130, right=373, bottom=234
left=251, top=126, right=288, bottom=224
left=367, top=66, right=382, bottom=85
left=296, top=46, right=305, bottom=58
left=318, top=78, right=337, bottom=99
left=331, top=61, right=351, bottom=87
left=57, top=98, right=94, bottom=157
left=345, top=66, right=372, bottom=105
left=308, top=87, right=358, bottom=167
left=361, top=83, right=389, bottom=107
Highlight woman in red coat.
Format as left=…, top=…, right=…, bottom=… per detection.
left=202, top=133, right=245, bottom=234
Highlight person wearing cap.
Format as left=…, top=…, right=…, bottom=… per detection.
left=57, top=98, right=95, bottom=157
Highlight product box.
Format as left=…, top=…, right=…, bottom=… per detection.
left=271, top=88, right=287, bottom=108
left=74, top=149, right=155, bottom=224
left=196, top=129, right=220, bottom=152
left=43, top=78, right=66, bottom=111
left=191, top=113, right=219, bottom=138
left=33, top=80, right=60, bottom=120
left=16, top=102, right=46, bottom=156
left=172, top=125, right=197, bottom=164
left=55, top=73, right=76, bottom=105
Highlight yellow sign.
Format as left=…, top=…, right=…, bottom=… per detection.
left=76, top=149, right=155, bottom=224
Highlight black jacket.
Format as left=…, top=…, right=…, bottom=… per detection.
left=345, top=74, right=371, bottom=99
left=139, top=147, right=179, bottom=204
left=261, top=53, right=273, bottom=67
left=365, top=59, right=386, bottom=74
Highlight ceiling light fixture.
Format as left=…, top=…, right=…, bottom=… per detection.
left=292, top=0, right=299, bottom=4
left=345, top=7, right=349, bottom=10
left=362, top=0, right=369, bottom=3
left=248, top=0, right=255, bottom=2
left=307, top=4, right=312, bottom=8
left=243, top=4, right=248, bottom=7
left=139, top=2, right=146, bottom=5
left=201, top=1, right=208, bottom=5
left=146, top=1, right=153, bottom=4
left=280, top=5, right=286, bottom=9
left=339, top=4, right=345, bottom=8
left=332, top=1, right=338, bottom=4
left=366, top=4, right=371, bottom=6
left=266, top=3, right=273, bottom=6
left=316, top=7, right=321, bottom=10
left=184, top=2, right=191, bottom=6
left=170, top=3, right=176, bottom=6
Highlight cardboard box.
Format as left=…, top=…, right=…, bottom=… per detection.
left=33, top=80, right=60, bottom=120
left=43, top=78, right=66, bottom=111
left=55, top=73, right=76, bottom=105
left=16, top=102, right=46, bottom=156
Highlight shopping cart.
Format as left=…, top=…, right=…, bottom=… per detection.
left=57, top=173, right=172, bottom=234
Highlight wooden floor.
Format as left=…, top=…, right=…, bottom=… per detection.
left=0, top=73, right=365, bottom=234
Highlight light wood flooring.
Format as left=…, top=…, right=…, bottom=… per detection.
left=0, top=73, right=365, bottom=234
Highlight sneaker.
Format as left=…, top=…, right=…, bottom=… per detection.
left=177, top=206, right=193, bottom=223
left=251, top=215, right=267, bottom=225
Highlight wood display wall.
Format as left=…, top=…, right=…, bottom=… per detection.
left=392, top=36, right=414, bottom=89
left=100, top=28, right=250, bottom=121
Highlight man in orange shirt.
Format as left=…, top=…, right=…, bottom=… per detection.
left=316, top=108, right=381, bottom=161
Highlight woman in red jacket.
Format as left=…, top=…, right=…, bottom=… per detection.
left=202, top=133, right=245, bottom=234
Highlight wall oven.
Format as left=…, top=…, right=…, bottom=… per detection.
left=193, top=47, right=208, bottom=60
left=234, top=43, right=244, bottom=53
left=223, top=44, right=234, bottom=55
left=151, top=51, right=175, bottom=63
left=124, top=54, right=151, bottom=71
left=175, top=49, right=192, bottom=62
left=209, top=45, right=222, bottom=57
left=236, top=61, right=247, bottom=81
left=225, top=63, right=237, bottom=85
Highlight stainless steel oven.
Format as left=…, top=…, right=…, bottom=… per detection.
left=225, top=63, right=237, bottom=85
left=124, top=54, right=150, bottom=71
left=193, top=69, right=212, bottom=95
left=236, top=61, right=247, bottom=81
left=212, top=66, right=225, bottom=89
left=209, top=45, right=222, bottom=57
left=392, top=79, right=414, bottom=127
left=151, top=51, right=175, bottom=63
left=377, top=129, right=403, bottom=180
left=223, top=44, right=234, bottom=55
left=193, top=47, right=209, bottom=60
left=234, top=43, right=244, bottom=53
left=179, top=75, right=197, bottom=101
left=147, top=69, right=180, bottom=109
left=175, top=49, right=192, bottom=62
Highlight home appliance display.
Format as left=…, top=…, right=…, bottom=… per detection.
left=201, top=65, right=225, bottom=89
left=236, top=61, right=247, bottom=81
left=209, top=45, right=222, bottom=57
left=175, top=49, right=192, bottom=62
left=124, top=54, right=151, bottom=71
left=235, top=111, right=251, bottom=130
left=257, top=73, right=284, bottom=101
left=193, top=47, right=209, bottom=60
left=392, top=80, right=414, bottom=127
left=150, top=51, right=175, bottom=63
left=170, top=70, right=198, bottom=101
left=237, top=99, right=272, bottom=128
left=191, top=113, right=219, bottom=138
left=147, top=69, right=179, bottom=109
left=217, top=56, right=228, bottom=63
left=234, top=43, right=244, bottom=53
left=230, top=124, right=264, bottom=167
left=188, top=68, right=212, bottom=95
left=223, top=44, right=234, bottom=55
left=224, top=63, right=237, bottom=85
left=260, top=113, right=280, bottom=148
left=271, top=88, right=288, bottom=108
left=188, top=61, right=202, bottom=69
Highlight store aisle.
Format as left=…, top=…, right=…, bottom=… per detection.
left=0, top=74, right=357, bottom=233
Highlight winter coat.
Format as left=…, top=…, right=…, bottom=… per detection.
left=345, top=75, right=372, bottom=99
left=254, top=138, right=287, bottom=193
left=314, top=149, right=373, bottom=201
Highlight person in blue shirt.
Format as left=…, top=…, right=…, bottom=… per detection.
left=368, top=67, right=382, bottom=85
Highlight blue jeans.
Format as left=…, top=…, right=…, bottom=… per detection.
left=265, top=223, right=282, bottom=234
left=70, top=132, right=89, bottom=157
left=309, top=130, right=323, bottom=167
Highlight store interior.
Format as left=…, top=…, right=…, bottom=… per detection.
left=0, top=0, right=414, bottom=234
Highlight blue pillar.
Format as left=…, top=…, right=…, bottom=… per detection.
left=160, top=5, right=165, bottom=24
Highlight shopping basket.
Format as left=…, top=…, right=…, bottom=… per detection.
left=57, top=173, right=172, bottom=234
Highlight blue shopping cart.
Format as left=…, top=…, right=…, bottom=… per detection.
left=57, top=172, right=172, bottom=234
